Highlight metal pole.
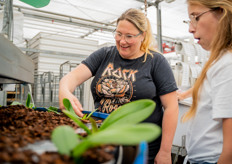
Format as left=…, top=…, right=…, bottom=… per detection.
left=1, top=0, right=13, bottom=41
left=155, top=1, right=163, bottom=53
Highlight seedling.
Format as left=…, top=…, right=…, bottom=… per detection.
left=10, top=101, right=22, bottom=105
left=82, top=108, right=97, bottom=120
left=25, top=93, right=35, bottom=109
left=10, top=93, right=35, bottom=109
left=52, top=99, right=161, bottom=161
left=62, top=98, right=78, bottom=117
left=47, top=106, right=60, bottom=115
left=9, top=93, right=61, bottom=115
left=62, top=98, right=97, bottom=121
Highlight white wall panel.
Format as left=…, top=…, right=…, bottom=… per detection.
left=28, top=32, right=98, bottom=110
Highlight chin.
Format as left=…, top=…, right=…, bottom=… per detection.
left=200, top=44, right=210, bottom=51
left=119, top=51, right=129, bottom=57
left=203, top=46, right=210, bottom=51
left=120, top=54, right=130, bottom=59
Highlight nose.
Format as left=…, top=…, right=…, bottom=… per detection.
left=188, top=23, right=195, bottom=33
left=119, top=35, right=127, bottom=43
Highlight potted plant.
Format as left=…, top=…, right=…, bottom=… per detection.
left=51, top=98, right=161, bottom=164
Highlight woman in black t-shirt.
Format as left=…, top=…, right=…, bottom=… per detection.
left=59, top=8, right=178, bottom=164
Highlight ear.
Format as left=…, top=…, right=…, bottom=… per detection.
left=141, top=32, right=146, bottom=41
left=215, top=7, right=224, bottom=20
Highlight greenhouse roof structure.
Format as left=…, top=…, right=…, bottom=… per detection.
left=1, top=0, right=192, bottom=47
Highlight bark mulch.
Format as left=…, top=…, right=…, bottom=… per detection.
left=0, top=105, right=115, bottom=164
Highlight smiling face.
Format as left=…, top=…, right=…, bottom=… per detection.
left=188, top=4, right=220, bottom=51
left=115, top=20, right=145, bottom=59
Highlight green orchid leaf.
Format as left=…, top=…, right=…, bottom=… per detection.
left=47, top=106, right=60, bottom=114
left=63, top=98, right=77, bottom=116
left=100, top=99, right=156, bottom=130
left=63, top=110, right=92, bottom=135
left=26, top=93, right=31, bottom=108
left=48, top=106, right=59, bottom=111
left=89, top=123, right=161, bottom=145
left=51, top=125, right=79, bottom=155
left=19, top=0, right=50, bottom=8
left=89, top=117, right=98, bottom=133
left=86, top=108, right=97, bottom=119
left=72, top=123, right=160, bottom=157
left=82, top=114, right=87, bottom=120
left=10, top=101, right=22, bottom=105
left=29, top=103, right=35, bottom=109
left=72, top=140, right=96, bottom=157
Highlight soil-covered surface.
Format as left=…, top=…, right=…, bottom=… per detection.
left=0, top=105, right=115, bottom=164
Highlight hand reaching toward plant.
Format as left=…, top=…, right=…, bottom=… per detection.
left=58, top=64, right=93, bottom=117
left=59, top=91, right=84, bottom=117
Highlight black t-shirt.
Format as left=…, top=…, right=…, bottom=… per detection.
left=82, top=46, right=177, bottom=160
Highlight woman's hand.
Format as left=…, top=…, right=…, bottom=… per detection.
left=176, top=87, right=193, bottom=101
left=59, top=90, right=84, bottom=117
left=176, top=90, right=186, bottom=101
left=59, top=64, right=93, bottom=117
left=154, top=150, right=172, bottom=164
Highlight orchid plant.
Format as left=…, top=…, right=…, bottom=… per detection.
left=10, top=93, right=34, bottom=108
left=51, top=99, right=161, bottom=161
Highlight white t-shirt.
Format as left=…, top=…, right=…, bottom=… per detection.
left=186, top=50, right=232, bottom=163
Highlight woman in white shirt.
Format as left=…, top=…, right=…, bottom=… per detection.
left=182, top=0, right=232, bottom=164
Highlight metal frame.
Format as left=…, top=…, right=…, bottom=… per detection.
left=0, top=34, right=34, bottom=84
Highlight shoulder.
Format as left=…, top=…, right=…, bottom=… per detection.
left=211, top=51, right=232, bottom=69
left=150, top=50, right=164, bottom=57
left=218, top=51, right=232, bottom=64
left=100, top=46, right=117, bottom=54
left=90, top=46, right=117, bottom=58
left=148, top=50, right=166, bottom=61
left=208, top=51, right=232, bottom=77
left=92, top=45, right=116, bottom=53
left=148, top=50, right=168, bottom=66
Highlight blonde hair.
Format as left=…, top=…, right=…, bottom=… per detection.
left=182, top=0, right=232, bottom=121
left=116, top=8, right=157, bottom=62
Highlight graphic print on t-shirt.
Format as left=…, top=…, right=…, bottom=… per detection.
left=96, top=63, right=138, bottom=113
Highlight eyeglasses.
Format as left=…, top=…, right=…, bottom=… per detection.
left=113, top=31, right=142, bottom=43
left=183, top=9, right=212, bottom=28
